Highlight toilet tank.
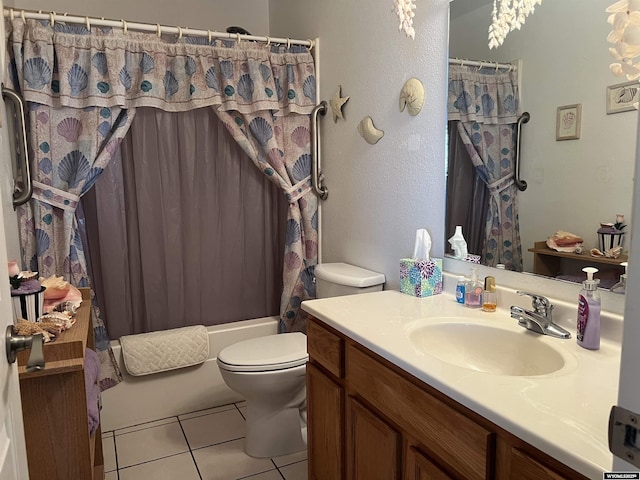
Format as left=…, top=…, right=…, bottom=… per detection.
left=315, top=263, right=385, bottom=299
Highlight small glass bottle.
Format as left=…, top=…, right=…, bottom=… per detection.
left=465, top=268, right=482, bottom=308
left=455, top=276, right=466, bottom=304
left=482, top=276, right=497, bottom=312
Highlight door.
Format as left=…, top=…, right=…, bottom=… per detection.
left=0, top=144, right=29, bottom=479
left=307, top=362, right=343, bottom=480
left=0, top=0, right=30, bottom=474
left=345, top=396, right=401, bottom=480
left=614, top=115, right=640, bottom=471
left=0, top=227, right=29, bottom=480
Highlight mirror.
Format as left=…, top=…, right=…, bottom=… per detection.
left=446, top=0, right=636, bottom=289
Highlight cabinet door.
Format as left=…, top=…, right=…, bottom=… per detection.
left=346, top=396, right=401, bottom=480
left=406, top=447, right=454, bottom=480
left=307, top=363, right=343, bottom=480
left=509, top=448, right=568, bottom=480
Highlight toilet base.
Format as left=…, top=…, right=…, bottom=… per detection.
left=244, top=402, right=306, bottom=458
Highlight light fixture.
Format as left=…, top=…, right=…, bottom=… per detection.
left=394, top=0, right=416, bottom=39
left=607, top=0, right=640, bottom=79
left=488, top=0, right=542, bottom=49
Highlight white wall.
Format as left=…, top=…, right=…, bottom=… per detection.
left=270, top=0, right=450, bottom=289
left=449, top=1, right=637, bottom=272
left=10, top=0, right=269, bottom=35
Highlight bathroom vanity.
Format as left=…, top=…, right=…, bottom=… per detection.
left=303, top=290, right=619, bottom=479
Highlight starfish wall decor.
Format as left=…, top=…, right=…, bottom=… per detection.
left=329, top=85, right=350, bottom=122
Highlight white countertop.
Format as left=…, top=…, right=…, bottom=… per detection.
left=302, top=289, right=621, bottom=479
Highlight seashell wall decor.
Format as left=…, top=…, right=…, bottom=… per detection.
left=399, top=77, right=424, bottom=116
left=357, top=116, right=384, bottom=145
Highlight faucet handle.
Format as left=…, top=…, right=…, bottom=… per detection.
left=516, top=291, right=553, bottom=315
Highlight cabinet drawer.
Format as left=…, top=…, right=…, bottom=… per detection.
left=308, top=318, right=343, bottom=378
left=346, top=344, right=494, bottom=480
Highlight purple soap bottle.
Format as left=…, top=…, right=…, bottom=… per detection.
left=576, top=267, right=600, bottom=350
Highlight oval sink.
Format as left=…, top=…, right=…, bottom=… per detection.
left=409, top=322, right=566, bottom=376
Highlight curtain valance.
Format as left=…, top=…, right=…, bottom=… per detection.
left=7, top=19, right=316, bottom=115
left=447, top=65, right=520, bottom=125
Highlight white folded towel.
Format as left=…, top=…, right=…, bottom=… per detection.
left=120, top=325, right=209, bottom=376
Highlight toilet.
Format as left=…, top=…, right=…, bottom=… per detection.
left=217, top=262, right=385, bottom=458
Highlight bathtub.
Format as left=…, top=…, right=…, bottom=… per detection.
left=100, top=316, right=279, bottom=431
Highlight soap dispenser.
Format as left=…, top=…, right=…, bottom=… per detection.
left=576, top=267, right=601, bottom=350
left=610, top=262, right=628, bottom=294
left=465, top=267, right=482, bottom=308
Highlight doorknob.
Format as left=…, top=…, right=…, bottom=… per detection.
left=5, top=325, right=45, bottom=372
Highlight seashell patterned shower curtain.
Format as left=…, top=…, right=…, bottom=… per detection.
left=447, top=65, right=523, bottom=271
left=6, top=17, right=318, bottom=389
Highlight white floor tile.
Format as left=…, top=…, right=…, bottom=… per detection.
left=181, top=408, right=245, bottom=449
left=178, top=403, right=237, bottom=421
left=240, top=470, right=283, bottom=480
left=279, top=460, right=308, bottom=480
left=104, top=470, right=118, bottom=480
left=272, top=448, right=307, bottom=468
left=102, top=434, right=117, bottom=472
left=115, top=416, right=177, bottom=435
left=118, top=452, right=200, bottom=480
left=238, top=405, right=247, bottom=420
left=193, top=438, right=274, bottom=480
left=115, top=420, right=189, bottom=468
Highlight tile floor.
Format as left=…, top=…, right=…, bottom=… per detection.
left=101, top=401, right=307, bottom=480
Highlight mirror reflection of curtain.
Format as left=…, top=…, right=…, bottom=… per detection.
left=81, top=108, right=288, bottom=340
left=447, top=65, right=523, bottom=271
left=445, top=120, right=489, bottom=257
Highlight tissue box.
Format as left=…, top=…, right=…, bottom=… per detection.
left=400, top=258, right=443, bottom=298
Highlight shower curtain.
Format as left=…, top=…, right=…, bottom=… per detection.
left=7, top=17, right=318, bottom=388
left=81, top=107, right=288, bottom=339
left=447, top=65, right=523, bottom=271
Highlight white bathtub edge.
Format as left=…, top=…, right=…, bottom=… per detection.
left=101, top=317, right=279, bottom=431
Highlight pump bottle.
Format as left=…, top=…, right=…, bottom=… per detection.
left=465, top=267, right=482, bottom=308
left=576, top=267, right=601, bottom=350
left=610, top=262, right=628, bottom=294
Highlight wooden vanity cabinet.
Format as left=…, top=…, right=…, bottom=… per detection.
left=306, top=316, right=588, bottom=480
left=17, top=288, right=104, bottom=480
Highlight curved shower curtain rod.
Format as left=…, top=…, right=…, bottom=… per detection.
left=3, top=8, right=314, bottom=48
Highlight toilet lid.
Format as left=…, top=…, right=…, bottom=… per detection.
left=217, top=332, right=308, bottom=372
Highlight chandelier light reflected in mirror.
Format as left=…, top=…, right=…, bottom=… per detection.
left=488, top=0, right=542, bottom=49
left=607, top=0, right=640, bottom=80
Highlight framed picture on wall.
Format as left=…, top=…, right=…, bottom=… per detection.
left=556, top=104, right=582, bottom=141
left=606, top=81, right=640, bottom=114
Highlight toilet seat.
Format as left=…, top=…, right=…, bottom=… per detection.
left=217, top=332, right=308, bottom=373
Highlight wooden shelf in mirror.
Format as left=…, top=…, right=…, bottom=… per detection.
left=528, top=241, right=628, bottom=278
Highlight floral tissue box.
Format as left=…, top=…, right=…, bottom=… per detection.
left=400, top=258, right=443, bottom=298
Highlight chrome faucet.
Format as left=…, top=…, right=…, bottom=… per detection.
left=510, top=291, right=571, bottom=339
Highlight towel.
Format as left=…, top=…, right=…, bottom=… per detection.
left=119, top=325, right=209, bottom=376
left=84, top=348, right=101, bottom=435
